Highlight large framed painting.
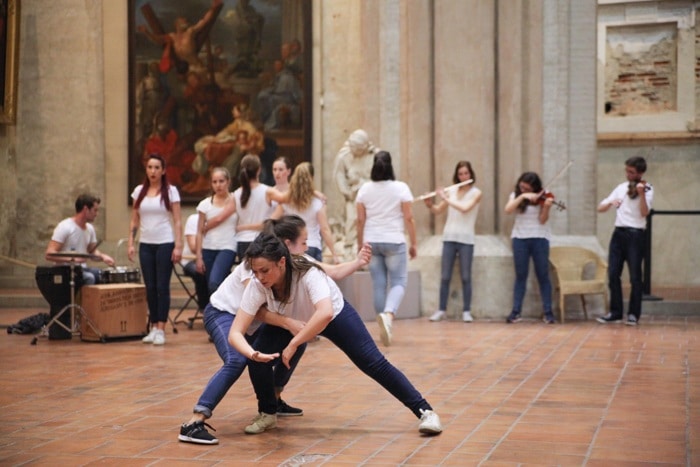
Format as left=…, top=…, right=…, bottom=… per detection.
left=0, top=0, right=20, bottom=125
left=129, top=0, right=311, bottom=202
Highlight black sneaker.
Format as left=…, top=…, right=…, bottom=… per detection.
left=506, top=312, right=521, bottom=323
left=625, top=315, right=639, bottom=326
left=178, top=421, right=218, bottom=445
left=596, top=313, right=623, bottom=324
left=543, top=314, right=556, bottom=324
left=277, top=398, right=303, bottom=417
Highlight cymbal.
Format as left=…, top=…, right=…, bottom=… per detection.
left=49, top=251, right=95, bottom=259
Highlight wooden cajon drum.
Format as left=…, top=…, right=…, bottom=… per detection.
left=80, top=284, right=149, bottom=341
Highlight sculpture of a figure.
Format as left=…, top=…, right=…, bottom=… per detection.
left=333, top=129, right=380, bottom=257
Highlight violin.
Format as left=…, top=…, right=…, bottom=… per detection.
left=627, top=179, right=651, bottom=199
left=533, top=190, right=566, bottom=211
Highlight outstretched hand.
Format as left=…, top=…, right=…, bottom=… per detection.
left=251, top=351, right=279, bottom=363
left=357, top=243, right=372, bottom=267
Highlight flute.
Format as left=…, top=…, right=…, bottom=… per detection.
left=413, top=179, right=474, bottom=202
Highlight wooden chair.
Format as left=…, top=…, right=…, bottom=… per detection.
left=548, top=246, right=608, bottom=323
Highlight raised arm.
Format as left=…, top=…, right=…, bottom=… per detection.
left=205, top=196, right=236, bottom=232
left=317, top=204, right=339, bottom=263
left=439, top=188, right=481, bottom=213
left=320, top=243, right=371, bottom=280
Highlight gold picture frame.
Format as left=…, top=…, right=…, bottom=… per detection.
left=0, top=0, right=20, bottom=125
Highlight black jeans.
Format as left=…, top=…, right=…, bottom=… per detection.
left=607, top=227, right=645, bottom=319
left=247, top=300, right=432, bottom=418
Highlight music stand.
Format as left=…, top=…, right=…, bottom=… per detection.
left=32, top=253, right=106, bottom=345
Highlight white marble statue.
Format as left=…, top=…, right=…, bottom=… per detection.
left=333, top=129, right=380, bottom=257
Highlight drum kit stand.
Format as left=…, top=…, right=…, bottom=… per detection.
left=31, top=252, right=106, bottom=345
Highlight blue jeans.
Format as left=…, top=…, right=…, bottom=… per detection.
left=139, top=242, right=174, bottom=324
left=511, top=238, right=552, bottom=316
left=201, top=249, right=236, bottom=294
left=439, top=241, right=474, bottom=311
left=306, top=246, right=322, bottom=262
left=194, top=304, right=306, bottom=418
left=81, top=266, right=103, bottom=285
left=607, top=227, right=645, bottom=319
left=368, top=242, right=408, bottom=315
left=247, top=300, right=432, bottom=418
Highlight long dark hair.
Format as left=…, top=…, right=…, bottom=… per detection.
left=239, top=154, right=261, bottom=208
left=453, top=160, right=476, bottom=184
left=370, top=151, right=395, bottom=181
left=245, top=232, right=317, bottom=303
left=134, top=154, right=172, bottom=211
left=514, top=172, right=543, bottom=213
left=262, top=215, right=306, bottom=243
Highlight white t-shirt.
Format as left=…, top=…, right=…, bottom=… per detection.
left=509, top=192, right=551, bottom=240
left=355, top=180, right=413, bottom=244
left=209, top=262, right=262, bottom=335
left=600, top=181, right=654, bottom=230
left=210, top=262, right=251, bottom=314
left=234, top=184, right=274, bottom=242
left=181, top=214, right=198, bottom=267
left=196, top=195, right=237, bottom=251
left=281, top=197, right=324, bottom=250
left=442, top=186, right=481, bottom=245
left=131, top=185, right=180, bottom=244
left=51, top=218, right=97, bottom=256
left=240, top=267, right=344, bottom=323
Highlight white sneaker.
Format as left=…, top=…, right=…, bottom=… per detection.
left=462, top=311, right=473, bottom=322
left=153, top=330, right=165, bottom=345
left=142, top=328, right=158, bottom=344
left=418, top=409, right=443, bottom=435
left=429, top=310, right=446, bottom=322
left=376, top=312, right=393, bottom=346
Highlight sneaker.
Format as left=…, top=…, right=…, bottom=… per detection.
left=178, top=421, right=218, bottom=445
left=277, top=398, right=303, bottom=417
left=153, top=330, right=165, bottom=345
left=596, top=313, right=623, bottom=324
left=418, top=409, right=443, bottom=435
left=506, top=312, right=521, bottom=323
left=142, top=328, right=158, bottom=344
left=429, top=310, right=446, bottom=322
left=244, top=412, right=277, bottom=434
left=462, top=311, right=473, bottom=323
left=543, top=314, right=555, bottom=324
left=376, top=312, right=393, bottom=346
left=626, top=315, right=638, bottom=326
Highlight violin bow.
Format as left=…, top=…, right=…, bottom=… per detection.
left=413, top=179, right=474, bottom=203
left=542, top=160, right=573, bottom=192
left=540, top=161, right=573, bottom=211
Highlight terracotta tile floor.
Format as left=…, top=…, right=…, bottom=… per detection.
left=0, top=307, right=698, bottom=466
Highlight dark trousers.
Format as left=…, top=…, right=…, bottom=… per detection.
left=139, top=242, right=174, bottom=323
left=608, top=227, right=645, bottom=319
left=247, top=300, right=432, bottom=418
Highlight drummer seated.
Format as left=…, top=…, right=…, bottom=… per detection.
left=45, top=193, right=115, bottom=285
